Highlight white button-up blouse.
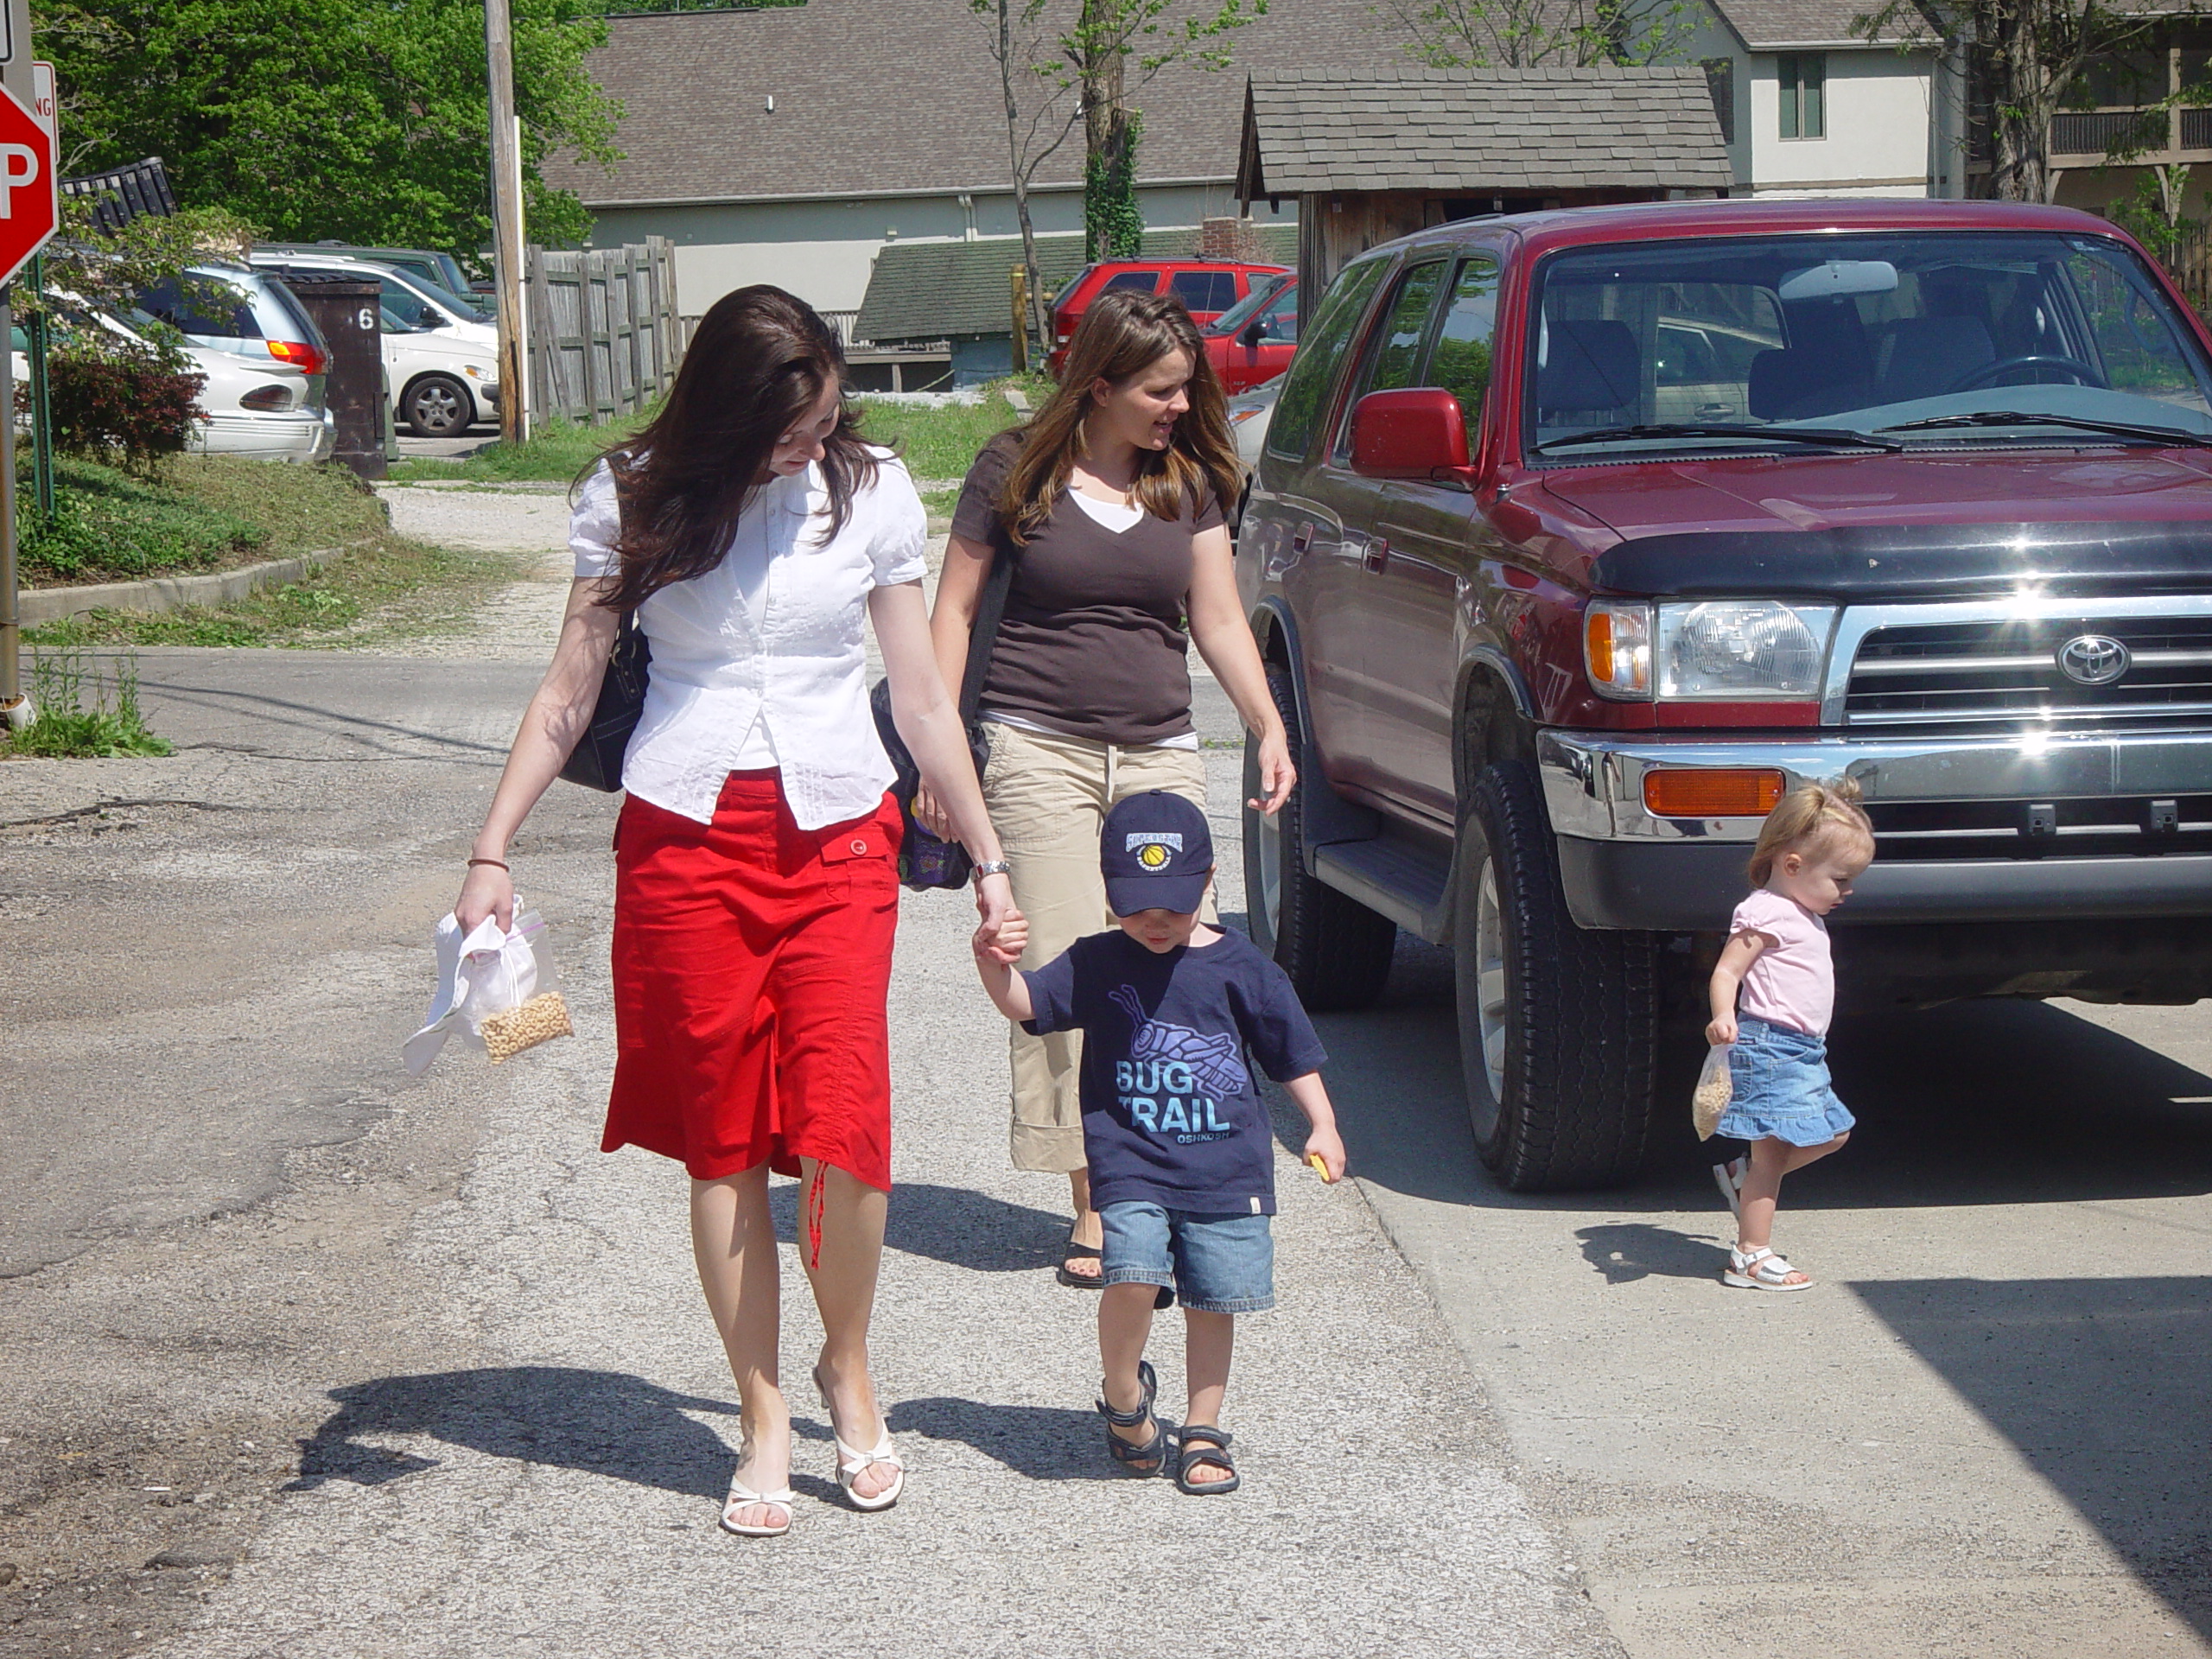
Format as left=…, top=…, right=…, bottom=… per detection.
left=569, top=448, right=929, bottom=830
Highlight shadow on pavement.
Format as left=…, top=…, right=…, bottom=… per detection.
left=1315, top=936, right=2212, bottom=1215
left=289, top=1366, right=750, bottom=1501
left=764, top=1180, right=1069, bottom=1274
left=1575, top=1220, right=1727, bottom=1284
left=1852, top=1274, right=2212, bottom=1639
left=888, top=1396, right=1124, bottom=1482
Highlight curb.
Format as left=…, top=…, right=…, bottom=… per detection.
left=21, top=550, right=347, bottom=626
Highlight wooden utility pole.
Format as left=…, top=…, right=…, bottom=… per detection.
left=484, top=0, right=527, bottom=445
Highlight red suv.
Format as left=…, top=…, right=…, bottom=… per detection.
left=1240, top=197, right=2212, bottom=1189
left=1046, top=259, right=1290, bottom=376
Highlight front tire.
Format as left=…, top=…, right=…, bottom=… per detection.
left=403, top=373, right=474, bottom=438
left=1244, top=664, right=1395, bottom=1010
left=1455, top=761, right=1656, bottom=1190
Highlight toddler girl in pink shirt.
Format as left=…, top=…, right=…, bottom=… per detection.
left=1705, top=780, right=1875, bottom=1292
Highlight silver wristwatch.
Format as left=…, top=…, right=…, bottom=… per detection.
left=971, top=859, right=1011, bottom=884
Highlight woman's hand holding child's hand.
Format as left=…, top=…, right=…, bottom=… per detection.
left=974, top=882, right=1027, bottom=966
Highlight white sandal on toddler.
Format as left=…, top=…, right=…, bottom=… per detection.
left=1712, top=1157, right=1746, bottom=1217
left=1723, top=1244, right=1813, bottom=1292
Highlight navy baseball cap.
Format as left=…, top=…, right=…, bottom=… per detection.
left=1101, top=791, right=1213, bottom=916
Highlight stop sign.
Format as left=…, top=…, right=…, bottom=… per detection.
left=0, top=82, right=55, bottom=287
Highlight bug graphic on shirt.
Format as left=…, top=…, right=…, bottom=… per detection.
left=1109, top=984, right=1250, bottom=1097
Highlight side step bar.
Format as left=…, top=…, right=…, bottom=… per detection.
left=1313, top=832, right=1455, bottom=944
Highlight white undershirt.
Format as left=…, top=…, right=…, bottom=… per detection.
left=1066, top=489, right=1145, bottom=533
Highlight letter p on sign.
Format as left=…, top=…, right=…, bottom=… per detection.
left=0, top=86, right=56, bottom=283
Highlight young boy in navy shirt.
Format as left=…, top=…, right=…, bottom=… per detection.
left=973, top=791, right=1345, bottom=1495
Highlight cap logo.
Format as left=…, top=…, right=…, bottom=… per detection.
left=1137, top=842, right=1172, bottom=868
left=1126, top=831, right=1183, bottom=854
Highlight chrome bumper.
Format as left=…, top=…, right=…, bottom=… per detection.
left=1538, top=728, right=2212, bottom=929
left=1538, top=728, right=2212, bottom=842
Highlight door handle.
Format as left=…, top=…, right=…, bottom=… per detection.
left=1291, top=521, right=1314, bottom=554
left=1362, top=535, right=1389, bottom=574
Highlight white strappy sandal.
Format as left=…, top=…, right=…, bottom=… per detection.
left=1722, top=1244, right=1813, bottom=1292
left=721, top=1465, right=796, bottom=1538
left=816, top=1366, right=905, bottom=1512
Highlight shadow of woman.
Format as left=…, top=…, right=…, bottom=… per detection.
left=288, top=1366, right=791, bottom=1502
left=765, top=1179, right=1072, bottom=1274
left=887, top=1395, right=1127, bottom=1483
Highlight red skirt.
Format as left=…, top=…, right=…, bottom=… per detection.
left=604, top=770, right=902, bottom=1192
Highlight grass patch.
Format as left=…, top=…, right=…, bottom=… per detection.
left=920, top=486, right=959, bottom=519
left=1, top=649, right=172, bottom=759
left=24, top=455, right=526, bottom=651
left=387, top=412, right=645, bottom=484
left=855, top=377, right=1049, bottom=481
left=21, top=458, right=267, bottom=584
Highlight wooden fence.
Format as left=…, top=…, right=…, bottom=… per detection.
left=525, top=238, right=683, bottom=427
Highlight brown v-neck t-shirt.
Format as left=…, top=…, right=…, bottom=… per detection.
left=951, top=432, right=1224, bottom=747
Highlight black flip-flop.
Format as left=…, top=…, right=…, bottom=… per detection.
left=1056, top=1235, right=1104, bottom=1289
left=1173, top=1425, right=1239, bottom=1495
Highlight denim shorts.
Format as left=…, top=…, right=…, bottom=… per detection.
left=1098, top=1201, right=1275, bottom=1313
left=1714, top=1014, right=1857, bottom=1147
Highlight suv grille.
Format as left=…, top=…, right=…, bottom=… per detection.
left=1843, top=614, right=2212, bottom=728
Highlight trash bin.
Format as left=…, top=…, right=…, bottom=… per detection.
left=267, top=272, right=385, bottom=480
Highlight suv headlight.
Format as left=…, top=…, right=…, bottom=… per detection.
left=1584, top=600, right=1834, bottom=702
left=1659, top=601, right=1834, bottom=700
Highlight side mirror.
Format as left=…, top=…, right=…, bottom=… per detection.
left=1351, top=387, right=1470, bottom=479
left=421, top=312, right=449, bottom=328
left=1239, top=318, right=1267, bottom=347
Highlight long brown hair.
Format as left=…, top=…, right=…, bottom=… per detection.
left=997, top=288, right=1242, bottom=543
left=1748, top=779, right=1874, bottom=887
left=590, top=285, right=879, bottom=612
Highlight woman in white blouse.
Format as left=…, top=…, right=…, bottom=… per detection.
left=455, top=287, right=1019, bottom=1539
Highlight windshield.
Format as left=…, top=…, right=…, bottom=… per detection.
left=1204, top=273, right=1292, bottom=337
left=1527, top=232, right=2212, bottom=456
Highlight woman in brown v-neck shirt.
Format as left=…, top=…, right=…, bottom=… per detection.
left=927, top=289, right=1295, bottom=1287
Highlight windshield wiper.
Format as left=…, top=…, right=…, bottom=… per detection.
left=1878, top=410, right=2212, bottom=448
left=1531, top=423, right=1904, bottom=454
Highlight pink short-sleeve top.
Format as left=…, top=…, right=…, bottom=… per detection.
left=1731, top=888, right=1834, bottom=1037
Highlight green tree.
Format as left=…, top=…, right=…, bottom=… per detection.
left=1375, top=0, right=1694, bottom=68
left=35, top=0, right=620, bottom=267
left=1056, top=0, right=1265, bottom=261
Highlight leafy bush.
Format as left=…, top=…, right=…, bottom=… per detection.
left=19, top=458, right=264, bottom=583
left=3, top=650, right=172, bottom=759
left=47, top=339, right=206, bottom=474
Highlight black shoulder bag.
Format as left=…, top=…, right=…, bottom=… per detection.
left=871, top=543, right=1015, bottom=890
left=560, top=607, right=652, bottom=792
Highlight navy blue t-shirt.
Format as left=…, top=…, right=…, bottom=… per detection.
left=1021, top=927, right=1328, bottom=1215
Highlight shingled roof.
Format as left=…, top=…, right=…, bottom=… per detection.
left=855, top=224, right=1299, bottom=345
left=1238, top=67, right=1734, bottom=199
left=547, top=0, right=1410, bottom=208
left=1702, top=0, right=1918, bottom=48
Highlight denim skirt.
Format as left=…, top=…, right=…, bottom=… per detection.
left=1714, top=1014, right=1857, bottom=1147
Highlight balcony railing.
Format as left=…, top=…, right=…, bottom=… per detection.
left=2050, top=108, right=2171, bottom=156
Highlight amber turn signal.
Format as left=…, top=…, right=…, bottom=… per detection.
left=1643, top=768, right=1786, bottom=818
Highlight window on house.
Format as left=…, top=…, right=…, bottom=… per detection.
left=1704, top=57, right=1736, bottom=145
left=1779, top=53, right=1826, bottom=139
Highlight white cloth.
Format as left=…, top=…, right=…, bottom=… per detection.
left=570, top=449, right=929, bottom=828
left=404, top=910, right=545, bottom=1075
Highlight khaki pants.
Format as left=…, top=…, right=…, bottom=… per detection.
left=981, top=721, right=1214, bottom=1173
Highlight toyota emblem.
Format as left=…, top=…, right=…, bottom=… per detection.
left=2056, top=634, right=2131, bottom=686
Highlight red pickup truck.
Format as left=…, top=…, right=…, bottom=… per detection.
left=1236, top=198, right=2212, bottom=1190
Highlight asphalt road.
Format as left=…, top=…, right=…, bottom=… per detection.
left=3, top=639, right=2207, bottom=1656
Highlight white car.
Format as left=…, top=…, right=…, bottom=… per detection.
left=249, top=252, right=500, bottom=436
left=1224, top=372, right=1281, bottom=536
left=38, top=283, right=335, bottom=465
